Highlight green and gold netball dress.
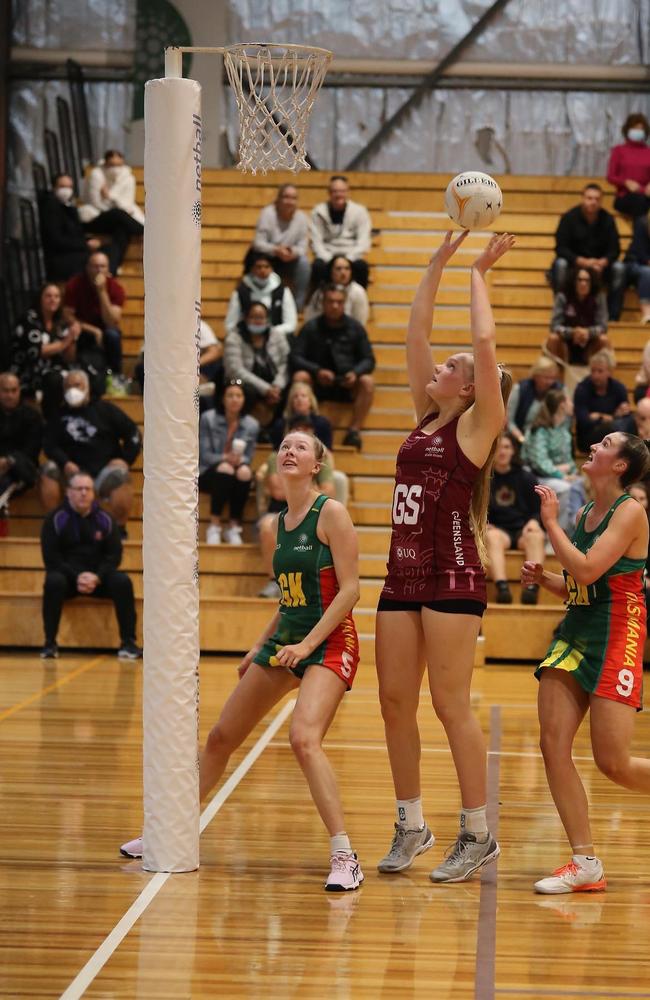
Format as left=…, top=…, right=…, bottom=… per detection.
left=255, top=495, right=359, bottom=687
left=537, top=495, right=646, bottom=709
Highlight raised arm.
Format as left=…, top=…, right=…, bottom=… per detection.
left=407, top=230, right=468, bottom=420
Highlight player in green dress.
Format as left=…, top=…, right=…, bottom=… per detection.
left=521, top=431, right=650, bottom=894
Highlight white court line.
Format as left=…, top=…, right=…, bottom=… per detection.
left=60, top=698, right=296, bottom=1000
left=272, top=739, right=597, bottom=763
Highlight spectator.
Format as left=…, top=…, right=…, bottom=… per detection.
left=486, top=432, right=546, bottom=605
left=573, top=350, right=634, bottom=453
left=38, top=173, right=113, bottom=281
left=42, top=370, right=141, bottom=532
left=310, top=175, right=372, bottom=289
left=523, top=388, right=586, bottom=534
left=606, top=112, right=650, bottom=218
left=79, top=149, right=145, bottom=227
left=547, top=267, right=610, bottom=365
left=256, top=425, right=337, bottom=600
left=632, top=396, right=650, bottom=440
left=625, top=214, right=650, bottom=325
left=10, top=283, right=81, bottom=414
left=633, top=340, right=650, bottom=401
left=269, top=380, right=333, bottom=450
left=225, top=252, right=297, bottom=340
left=304, top=255, right=370, bottom=326
left=251, top=183, right=310, bottom=310
left=0, top=372, right=45, bottom=518
left=550, top=183, right=625, bottom=320
left=198, top=379, right=259, bottom=545
left=290, top=284, right=375, bottom=450
left=223, top=301, right=290, bottom=424
left=507, top=356, right=563, bottom=444
left=63, top=252, right=125, bottom=378
left=40, top=470, right=141, bottom=660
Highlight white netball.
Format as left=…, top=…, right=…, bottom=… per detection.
left=444, top=171, right=503, bottom=230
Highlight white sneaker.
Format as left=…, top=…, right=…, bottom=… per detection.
left=120, top=835, right=143, bottom=858
left=325, top=851, right=364, bottom=892
left=206, top=524, right=221, bottom=545
left=223, top=524, right=243, bottom=545
left=258, top=579, right=281, bottom=599
left=534, top=857, right=606, bottom=894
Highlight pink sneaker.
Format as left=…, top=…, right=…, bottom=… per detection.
left=120, top=835, right=143, bottom=858
left=325, top=851, right=364, bottom=892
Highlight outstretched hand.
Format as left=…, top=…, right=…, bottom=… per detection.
left=472, top=233, right=515, bottom=274
left=521, top=560, right=544, bottom=586
left=429, top=229, right=469, bottom=268
left=534, top=484, right=561, bottom=531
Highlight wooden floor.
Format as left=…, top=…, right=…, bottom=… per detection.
left=2, top=652, right=650, bottom=999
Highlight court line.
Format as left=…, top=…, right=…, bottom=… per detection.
left=496, top=990, right=650, bottom=998
left=475, top=704, right=501, bottom=1000
left=272, top=740, right=599, bottom=763
left=59, top=697, right=296, bottom=1000
left=0, top=655, right=105, bottom=723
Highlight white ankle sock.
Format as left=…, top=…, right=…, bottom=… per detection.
left=573, top=853, right=599, bottom=867
left=330, top=832, right=352, bottom=854
left=460, top=805, right=488, bottom=839
left=396, top=797, right=424, bottom=830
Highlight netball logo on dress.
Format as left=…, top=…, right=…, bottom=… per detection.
left=293, top=532, right=313, bottom=552
left=424, top=435, right=445, bottom=458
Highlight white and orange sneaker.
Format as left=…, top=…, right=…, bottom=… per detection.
left=534, top=857, right=606, bottom=894
left=325, top=851, right=364, bottom=892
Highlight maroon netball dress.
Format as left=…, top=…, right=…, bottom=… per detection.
left=379, top=414, right=487, bottom=610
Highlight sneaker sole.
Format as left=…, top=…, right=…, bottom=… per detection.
left=119, top=847, right=143, bottom=858
left=534, top=877, right=607, bottom=895
left=429, top=843, right=500, bottom=883
left=325, top=872, right=365, bottom=892
left=118, top=652, right=141, bottom=660
left=377, top=832, right=435, bottom=874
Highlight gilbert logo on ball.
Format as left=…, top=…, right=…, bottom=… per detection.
left=445, top=172, right=502, bottom=230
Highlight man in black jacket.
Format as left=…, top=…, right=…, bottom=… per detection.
left=40, top=470, right=141, bottom=659
left=42, top=370, right=141, bottom=534
left=0, top=372, right=44, bottom=519
left=550, top=183, right=625, bottom=319
left=290, top=285, right=375, bottom=449
left=38, top=174, right=114, bottom=281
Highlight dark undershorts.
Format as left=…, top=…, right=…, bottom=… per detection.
left=496, top=526, right=523, bottom=550
left=377, top=596, right=485, bottom=618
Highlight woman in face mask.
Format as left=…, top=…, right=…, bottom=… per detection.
left=79, top=150, right=145, bottom=227
left=606, top=113, right=650, bottom=218
left=223, top=301, right=290, bottom=428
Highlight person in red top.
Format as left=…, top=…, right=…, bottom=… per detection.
left=606, top=112, right=650, bottom=218
left=63, top=252, right=126, bottom=376
left=375, top=230, right=514, bottom=885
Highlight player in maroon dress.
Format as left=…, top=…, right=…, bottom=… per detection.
left=376, top=230, right=514, bottom=883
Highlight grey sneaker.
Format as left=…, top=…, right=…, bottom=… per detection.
left=258, top=579, right=281, bottom=599
left=429, top=831, right=500, bottom=883
left=377, top=823, right=435, bottom=873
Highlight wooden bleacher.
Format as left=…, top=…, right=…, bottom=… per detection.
left=1, top=169, right=645, bottom=661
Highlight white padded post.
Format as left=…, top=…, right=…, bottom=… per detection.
left=142, top=75, right=202, bottom=872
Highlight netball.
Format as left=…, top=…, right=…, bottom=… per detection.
left=444, top=171, right=503, bottom=230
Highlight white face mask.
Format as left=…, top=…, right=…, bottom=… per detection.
left=250, top=275, right=269, bottom=288
left=247, top=323, right=268, bottom=336
left=105, top=165, right=124, bottom=181
left=55, top=187, right=74, bottom=204
left=627, top=128, right=646, bottom=143
left=64, top=387, right=86, bottom=407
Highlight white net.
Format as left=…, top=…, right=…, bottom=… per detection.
left=223, top=43, right=332, bottom=174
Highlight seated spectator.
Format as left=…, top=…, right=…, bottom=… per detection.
left=486, top=432, right=545, bottom=605
left=550, top=183, right=625, bottom=320
left=547, top=267, right=610, bottom=365
left=251, top=183, right=310, bottom=310
left=223, top=301, right=290, bottom=425
left=506, top=356, right=563, bottom=445
left=310, top=175, right=372, bottom=289
left=38, top=173, right=114, bottom=281
left=625, top=214, right=650, bottom=325
left=133, top=319, right=222, bottom=400
left=63, top=252, right=125, bottom=378
left=79, top=149, right=145, bottom=227
left=573, top=350, right=634, bottom=453
left=290, top=284, right=375, bottom=450
left=304, top=255, right=370, bottom=326
left=10, top=283, right=81, bottom=415
left=632, top=396, right=650, bottom=440
left=633, top=340, right=650, bottom=401
left=0, top=372, right=44, bottom=519
left=225, top=252, right=297, bottom=340
left=256, top=425, right=337, bottom=600
left=523, top=388, right=586, bottom=534
left=198, top=379, right=259, bottom=545
left=42, top=370, right=141, bottom=533
left=269, top=380, right=333, bottom=450
left=40, top=470, right=141, bottom=660
left=606, top=113, right=650, bottom=218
